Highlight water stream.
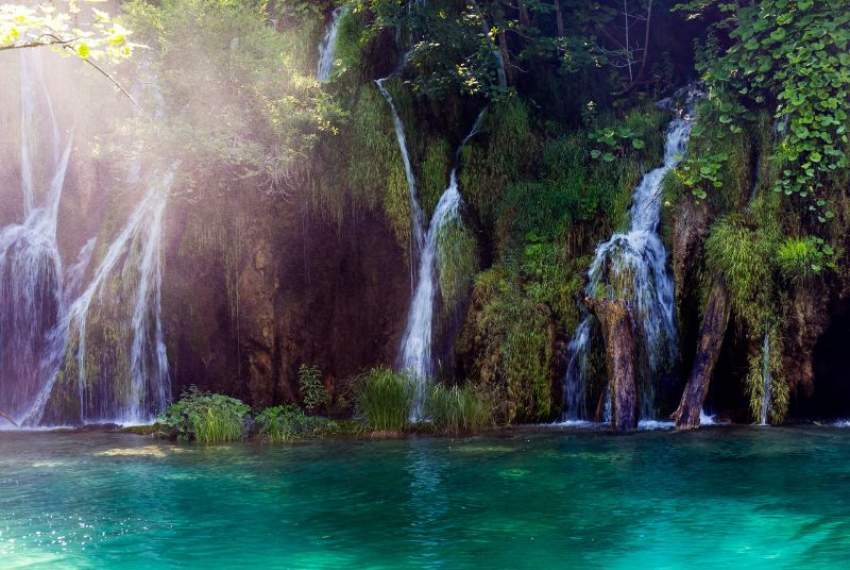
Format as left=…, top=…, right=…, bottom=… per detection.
left=759, top=333, right=772, bottom=426
left=317, top=6, right=348, bottom=82
left=563, top=89, right=698, bottom=421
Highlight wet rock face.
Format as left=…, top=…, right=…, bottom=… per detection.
left=162, top=188, right=408, bottom=409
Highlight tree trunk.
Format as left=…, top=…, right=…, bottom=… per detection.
left=586, top=298, right=638, bottom=431
left=518, top=1, right=531, bottom=28
left=553, top=0, right=564, bottom=37
left=672, top=277, right=731, bottom=430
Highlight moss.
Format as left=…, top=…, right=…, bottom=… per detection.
left=419, top=138, right=452, bottom=217
left=460, top=96, right=536, bottom=228
left=436, top=217, right=478, bottom=319
left=459, top=268, right=553, bottom=424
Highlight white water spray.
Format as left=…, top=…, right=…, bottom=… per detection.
left=562, top=88, right=700, bottom=421
left=317, top=6, right=348, bottom=82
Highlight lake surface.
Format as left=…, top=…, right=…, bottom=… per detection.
left=2, top=426, right=850, bottom=568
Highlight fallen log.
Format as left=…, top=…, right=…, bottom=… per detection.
left=586, top=297, right=639, bottom=431
left=672, top=277, right=731, bottom=430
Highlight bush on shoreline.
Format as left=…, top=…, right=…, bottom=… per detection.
left=158, top=388, right=250, bottom=444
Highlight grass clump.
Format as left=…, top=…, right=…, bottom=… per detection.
left=355, top=367, right=414, bottom=432
left=776, top=236, right=834, bottom=284
left=426, top=384, right=492, bottom=435
left=158, top=388, right=249, bottom=444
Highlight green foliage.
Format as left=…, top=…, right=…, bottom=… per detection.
left=459, top=269, right=553, bottom=424
left=704, top=215, right=778, bottom=333
left=355, top=367, right=414, bottom=431
left=419, top=139, right=452, bottom=216
left=425, top=384, right=492, bottom=435
left=437, top=218, right=478, bottom=318
left=158, top=388, right=249, bottom=444
left=297, top=364, right=328, bottom=414
left=461, top=97, right=536, bottom=226
left=744, top=330, right=788, bottom=424
left=776, top=236, right=835, bottom=283
left=693, top=0, right=850, bottom=219
left=674, top=100, right=755, bottom=206
left=255, top=404, right=340, bottom=443
left=589, top=125, right=646, bottom=163
left=1, top=4, right=133, bottom=60
left=121, top=0, right=338, bottom=193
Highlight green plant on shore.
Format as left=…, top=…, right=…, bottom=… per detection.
left=254, top=404, right=340, bottom=442
left=298, top=364, right=328, bottom=414
left=355, top=367, right=414, bottom=432
left=425, top=384, right=492, bottom=435
left=158, top=388, right=249, bottom=444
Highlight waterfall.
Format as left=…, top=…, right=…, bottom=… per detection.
left=23, top=173, right=173, bottom=426
left=398, top=112, right=485, bottom=421
left=0, top=51, right=70, bottom=421
left=375, top=76, right=426, bottom=257
left=759, top=333, right=771, bottom=426
left=562, top=90, right=698, bottom=421
left=400, top=172, right=461, bottom=419
left=317, top=6, right=348, bottom=82
left=1, top=51, right=173, bottom=427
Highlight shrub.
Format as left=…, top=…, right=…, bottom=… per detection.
left=297, top=364, right=328, bottom=414
left=158, top=388, right=249, bottom=444
left=255, top=404, right=339, bottom=443
left=355, top=367, right=414, bottom=431
left=425, top=384, right=492, bottom=435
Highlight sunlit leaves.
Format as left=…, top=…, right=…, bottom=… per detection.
left=0, top=3, right=135, bottom=61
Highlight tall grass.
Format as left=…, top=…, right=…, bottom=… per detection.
left=426, top=384, right=492, bottom=435
left=355, top=367, right=414, bottom=431
left=158, top=388, right=249, bottom=444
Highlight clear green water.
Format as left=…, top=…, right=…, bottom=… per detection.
left=2, top=427, right=850, bottom=569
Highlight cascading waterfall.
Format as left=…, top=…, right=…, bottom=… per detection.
left=562, top=90, right=698, bottom=421
left=759, top=333, right=771, bottom=426
left=400, top=172, right=461, bottom=418
left=398, top=112, right=485, bottom=421
left=0, top=51, right=70, bottom=422
left=316, top=6, right=348, bottom=82
left=23, top=172, right=173, bottom=426
left=0, top=50, right=173, bottom=427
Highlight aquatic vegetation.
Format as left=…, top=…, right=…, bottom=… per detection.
left=425, top=384, right=492, bottom=435
left=355, top=368, right=415, bottom=432
left=158, top=388, right=249, bottom=444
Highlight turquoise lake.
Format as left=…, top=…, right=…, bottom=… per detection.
left=2, top=427, right=850, bottom=568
